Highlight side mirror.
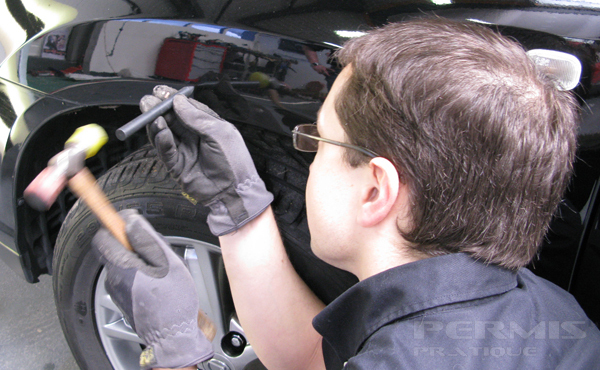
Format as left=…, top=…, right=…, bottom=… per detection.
left=527, top=49, right=582, bottom=91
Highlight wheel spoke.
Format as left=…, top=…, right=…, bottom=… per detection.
left=96, top=292, right=120, bottom=313
left=102, top=319, right=144, bottom=344
left=179, top=239, right=227, bottom=337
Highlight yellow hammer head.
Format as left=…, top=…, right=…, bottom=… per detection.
left=65, top=124, right=109, bottom=159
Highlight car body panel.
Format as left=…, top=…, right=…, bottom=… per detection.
left=0, top=2, right=598, bottom=330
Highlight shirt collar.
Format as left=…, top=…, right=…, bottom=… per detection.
left=312, top=253, right=518, bottom=362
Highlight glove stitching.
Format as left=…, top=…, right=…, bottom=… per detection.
left=144, top=318, right=198, bottom=344
left=212, top=198, right=273, bottom=236
left=159, top=318, right=198, bottom=340
left=196, top=160, right=230, bottom=201
left=196, top=138, right=242, bottom=196
left=201, top=176, right=260, bottom=208
left=235, top=175, right=261, bottom=192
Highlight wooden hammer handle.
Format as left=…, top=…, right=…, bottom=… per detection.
left=67, top=167, right=217, bottom=341
left=68, top=167, right=132, bottom=250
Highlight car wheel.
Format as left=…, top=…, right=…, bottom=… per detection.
left=53, top=146, right=261, bottom=370
left=53, top=128, right=357, bottom=369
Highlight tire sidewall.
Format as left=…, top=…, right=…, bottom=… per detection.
left=54, top=191, right=215, bottom=369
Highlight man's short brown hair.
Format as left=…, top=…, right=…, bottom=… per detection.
left=335, top=18, right=579, bottom=269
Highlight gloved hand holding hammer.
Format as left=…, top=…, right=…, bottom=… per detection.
left=93, top=210, right=214, bottom=370
left=93, top=84, right=274, bottom=369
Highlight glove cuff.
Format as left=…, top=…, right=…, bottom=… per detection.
left=207, top=175, right=274, bottom=236
left=140, top=327, right=214, bottom=370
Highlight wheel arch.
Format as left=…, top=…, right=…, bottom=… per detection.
left=9, top=77, right=319, bottom=285
left=13, top=101, right=147, bottom=282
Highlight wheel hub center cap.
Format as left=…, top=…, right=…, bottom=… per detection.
left=205, top=359, right=231, bottom=370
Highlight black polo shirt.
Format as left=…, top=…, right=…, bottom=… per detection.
left=313, top=253, right=600, bottom=369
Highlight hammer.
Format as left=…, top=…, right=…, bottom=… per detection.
left=24, top=124, right=217, bottom=341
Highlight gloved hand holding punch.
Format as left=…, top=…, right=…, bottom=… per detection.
left=140, top=85, right=274, bottom=236
left=92, top=209, right=214, bottom=370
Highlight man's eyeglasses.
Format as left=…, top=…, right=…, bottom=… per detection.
left=292, top=124, right=378, bottom=158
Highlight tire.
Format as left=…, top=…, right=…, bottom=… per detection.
left=53, top=132, right=357, bottom=369
left=53, top=146, right=241, bottom=369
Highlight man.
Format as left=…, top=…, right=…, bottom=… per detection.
left=93, top=18, right=600, bottom=369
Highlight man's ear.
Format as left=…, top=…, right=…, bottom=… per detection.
left=358, top=157, right=401, bottom=227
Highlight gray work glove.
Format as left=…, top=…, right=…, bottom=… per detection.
left=92, top=209, right=214, bottom=370
left=140, top=85, right=274, bottom=236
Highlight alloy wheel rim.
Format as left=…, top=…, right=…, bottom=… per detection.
left=94, top=236, right=259, bottom=370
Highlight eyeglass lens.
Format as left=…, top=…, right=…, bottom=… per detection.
left=294, top=124, right=320, bottom=152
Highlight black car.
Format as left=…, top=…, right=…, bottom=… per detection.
left=0, top=1, right=598, bottom=369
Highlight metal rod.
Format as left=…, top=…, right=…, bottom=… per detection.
left=116, top=85, right=194, bottom=141
left=115, top=81, right=260, bottom=141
